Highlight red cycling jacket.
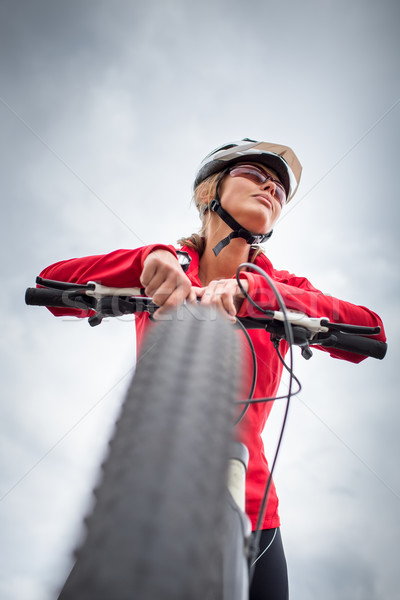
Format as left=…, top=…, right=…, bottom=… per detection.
left=39, top=243, right=386, bottom=531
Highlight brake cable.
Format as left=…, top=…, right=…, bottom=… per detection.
left=235, top=263, right=298, bottom=579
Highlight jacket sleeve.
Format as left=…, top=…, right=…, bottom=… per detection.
left=237, top=270, right=386, bottom=364
left=38, top=244, right=178, bottom=318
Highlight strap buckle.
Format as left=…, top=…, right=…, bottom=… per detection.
left=209, top=198, right=219, bottom=212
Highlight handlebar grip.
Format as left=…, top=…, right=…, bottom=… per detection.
left=318, top=331, right=387, bottom=360
left=25, top=288, right=92, bottom=310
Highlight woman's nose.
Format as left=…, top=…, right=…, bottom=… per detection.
left=262, top=179, right=277, bottom=195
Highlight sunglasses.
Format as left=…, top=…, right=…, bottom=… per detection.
left=228, top=164, right=287, bottom=207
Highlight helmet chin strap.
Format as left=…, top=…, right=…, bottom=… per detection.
left=209, top=175, right=273, bottom=256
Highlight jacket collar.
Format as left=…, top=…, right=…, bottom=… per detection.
left=179, top=244, right=274, bottom=281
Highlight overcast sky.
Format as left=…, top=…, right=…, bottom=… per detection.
left=1, top=0, right=399, bottom=598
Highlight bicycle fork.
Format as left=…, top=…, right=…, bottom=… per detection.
left=224, top=442, right=252, bottom=600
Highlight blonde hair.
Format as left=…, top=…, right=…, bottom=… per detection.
left=177, top=171, right=265, bottom=261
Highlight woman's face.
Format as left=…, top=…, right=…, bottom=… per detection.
left=218, top=163, right=283, bottom=234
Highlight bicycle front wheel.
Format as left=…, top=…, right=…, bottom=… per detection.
left=58, top=305, right=241, bottom=600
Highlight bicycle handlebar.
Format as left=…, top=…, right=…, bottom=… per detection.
left=25, top=287, right=96, bottom=310
left=25, top=280, right=387, bottom=360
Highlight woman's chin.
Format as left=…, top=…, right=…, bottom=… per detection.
left=237, top=208, right=274, bottom=235
left=242, top=219, right=272, bottom=236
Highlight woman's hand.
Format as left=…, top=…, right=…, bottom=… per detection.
left=192, top=278, right=249, bottom=321
left=141, top=250, right=196, bottom=318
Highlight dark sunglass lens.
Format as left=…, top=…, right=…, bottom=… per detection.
left=230, top=166, right=287, bottom=205
left=274, top=187, right=286, bottom=206
left=230, top=166, right=265, bottom=184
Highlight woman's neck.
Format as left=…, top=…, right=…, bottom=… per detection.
left=198, top=226, right=251, bottom=285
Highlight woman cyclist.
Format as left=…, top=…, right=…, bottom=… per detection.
left=40, top=138, right=386, bottom=600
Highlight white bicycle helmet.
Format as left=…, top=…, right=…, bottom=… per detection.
left=194, top=138, right=302, bottom=201
left=194, top=138, right=302, bottom=255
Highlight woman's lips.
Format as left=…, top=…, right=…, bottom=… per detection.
left=253, top=194, right=273, bottom=209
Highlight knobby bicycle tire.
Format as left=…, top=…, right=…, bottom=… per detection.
left=58, top=305, right=241, bottom=600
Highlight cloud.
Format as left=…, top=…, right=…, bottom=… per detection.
left=289, top=549, right=380, bottom=600
left=1, top=1, right=399, bottom=598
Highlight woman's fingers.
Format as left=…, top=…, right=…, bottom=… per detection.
left=195, top=279, right=247, bottom=321
left=188, top=287, right=198, bottom=304
left=153, top=285, right=198, bottom=319
left=141, top=252, right=250, bottom=321
left=141, top=250, right=194, bottom=314
left=192, top=286, right=205, bottom=298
